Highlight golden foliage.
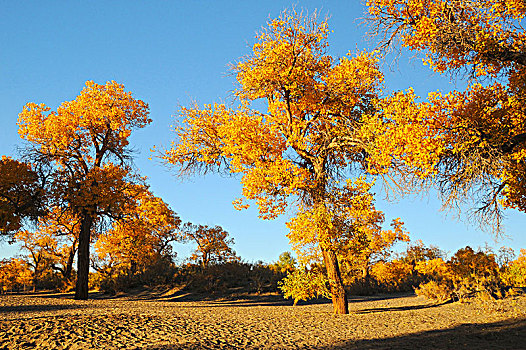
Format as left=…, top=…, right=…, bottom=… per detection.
left=95, top=188, right=181, bottom=272
left=181, top=223, right=238, bottom=268
left=18, top=81, right=150, bottom=168
left=287, top=177, right=409, bottom=281
left=371, top=259, right=413, bottom=287
left=414, top=246, right=507, bottom=301
left=501, top=248, right=526, bottom=287
left=278, top=269, right=331, bottom=305
left=0, top=156, right=45, bottom=234
left=416, top=258, right=454, bottom=281
left=414, top=280, right=454, bottom=302
left=17, top=80, right=151, bottom=218
left=366, top=0, right=526, bottom=75
left=0, top=258, right=32, bottom=293
left=160, top=11, right=388, bottom=220
left=366, top=0, right=526, bottom=230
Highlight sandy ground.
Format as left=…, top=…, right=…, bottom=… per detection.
left=1, top=291, right=525, bottom=349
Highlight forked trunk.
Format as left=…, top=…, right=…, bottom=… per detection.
left=64, top=247, right=76, bottom=282
left=362, top=265, right=369, bottom=279
left=322, top=248, right=349, bottom=314
left=75, top=214, right=93, bottom=300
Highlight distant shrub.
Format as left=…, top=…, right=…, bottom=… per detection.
left=174, top=261, right=284, bottom=296
left=370, top=259, right=414, bottom=292
left=501, top=249, right=526, bottom=287
left=415, top=280, right=453, bottom=302
left=414, top=247, right=507, bottom=302
left=91, top=254, right=177, bottom=295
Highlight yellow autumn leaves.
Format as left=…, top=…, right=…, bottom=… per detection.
left=367, top=0, right=526, bottom=230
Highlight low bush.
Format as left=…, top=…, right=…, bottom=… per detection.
left=278, top=269, right=330, bottom=305
left=415, top=280, right=453, bottom=302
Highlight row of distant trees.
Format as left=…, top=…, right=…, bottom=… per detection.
left=0, top=219, right=238, bottom=294
left=2, top=235, right=525, bottom=306
left=2, top=2, right=526, bottom=315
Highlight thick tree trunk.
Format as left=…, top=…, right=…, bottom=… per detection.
left=322, top=248, right=349, bottom=314
left=75, top=214, right=93, bottom=300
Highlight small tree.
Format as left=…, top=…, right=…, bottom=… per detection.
left=14, top=229, right=58, bottom=291
left=273, top=252, right=297, bottom=274
left=23, top=208, right=81, bottom=287
left=0, top=258, right=32, bottom=293
left=94, top=188, right=181, bottom=279
left=182, top=223, right=238, bottom=268
left=401, top=240, right=443, bottom=265
left=279, top=269, right=331, bottom=306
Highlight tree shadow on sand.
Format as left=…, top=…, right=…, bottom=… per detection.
left=354, top=301, right=448, bottom=314
left=139, top=318, right=526, bottom=350
left=0, top=303, right=89, bottom=315
left=325, top=317, right=526, bottom=350
left=158, top=291, right=296, bottom=307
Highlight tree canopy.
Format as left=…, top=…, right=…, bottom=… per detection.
left=366, top=0, right=526, bottom=231
left=17, top=80, right=151, bottom=299
left=160, top=10, right=411, bottom=314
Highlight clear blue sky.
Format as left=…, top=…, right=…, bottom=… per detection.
left=1, top=1, right=524, bottom=263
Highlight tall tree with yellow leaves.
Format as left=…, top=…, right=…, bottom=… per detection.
left=17, top=81, right=150, bottom=299
left=160, top=11, right=409, bottom=313
left=365, top=0, right=526, bottom=230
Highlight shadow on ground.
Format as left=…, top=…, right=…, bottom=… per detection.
left=159, top=290, right=296, bottom=307
left=326, top=317, right=526, bottom=350
left=354, top=301, right=448, bottom=314
left=139, top=318, right=526, bottom=350
left=0, top=303, right=89, bottom=314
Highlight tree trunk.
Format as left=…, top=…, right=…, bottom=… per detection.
left=75, top=214, right=93, bottom=300
left=322, top=248, right=349, bottom=314
left=64, top=247, right=75, bottom=282
left=362, top=265, right=372, bottom=280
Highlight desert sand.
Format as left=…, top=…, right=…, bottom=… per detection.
left=1, top=291, right=525, bottom=349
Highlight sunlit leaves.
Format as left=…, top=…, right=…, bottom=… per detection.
left=95, top=188, right=181, bottom=272
left=278, top=269, right=330, bottom=305
left=366, top=0, right=526, bottom=231
left=181, top=223, right=238, bottom=268
left=17, top=80, right=151, bottom=299
left=160, top=10, right=406, bottom=313
left=0, top=258, right=32, bottom=293
left=366, top=0, right=526, bottom=76
left=18, top=81, right=150, bottom=170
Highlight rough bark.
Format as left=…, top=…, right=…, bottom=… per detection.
left=75, top=214, right=93, bottom=300
left=322, top=247, right=349, bottom=314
